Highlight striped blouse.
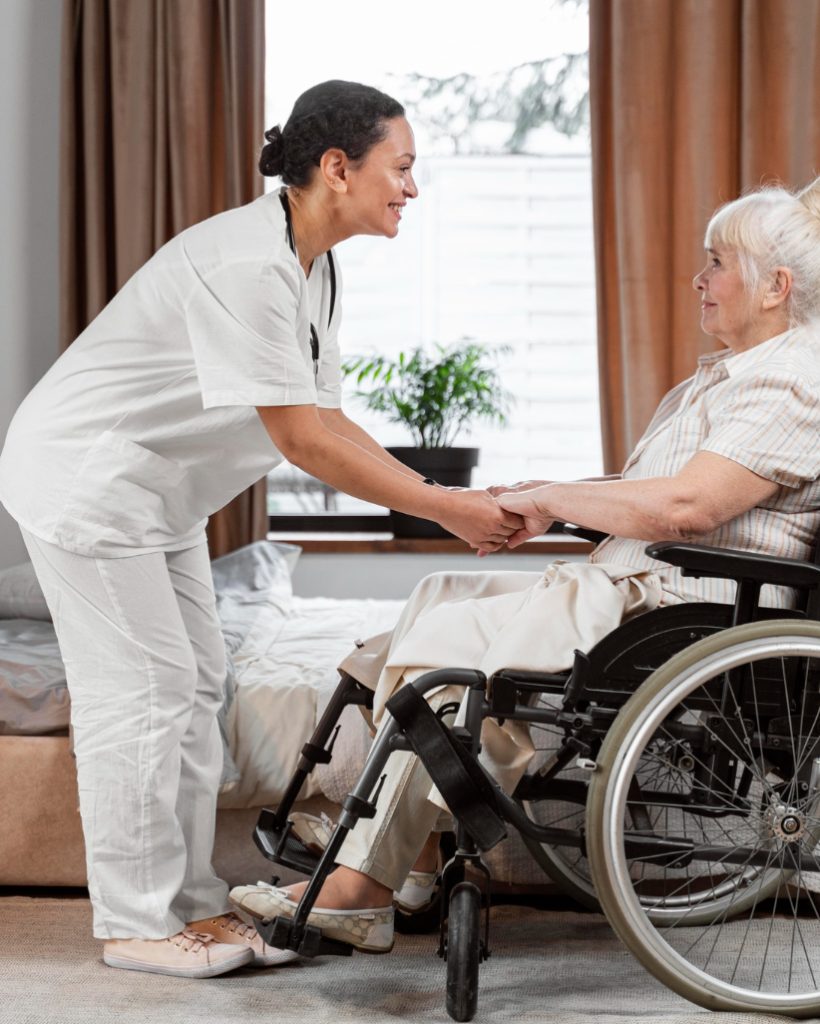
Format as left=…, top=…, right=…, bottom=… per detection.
left=590, top=327, right=820, bottom=606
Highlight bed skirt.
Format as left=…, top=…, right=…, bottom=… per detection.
left=0, top=734, right=336, bottom=889
left=0, top=735, right=554, bottom=893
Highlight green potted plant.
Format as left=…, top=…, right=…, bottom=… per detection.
left=342, top=341, right=511, bottom=537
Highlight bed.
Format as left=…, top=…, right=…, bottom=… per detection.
left=0, top=541, right=544, bottom=890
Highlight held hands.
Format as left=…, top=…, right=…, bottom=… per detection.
left=485, top=479, right=549, bottom=498
left=494, top=485, right=556, bottom=548
left=437, top=488, right=525, bottom=553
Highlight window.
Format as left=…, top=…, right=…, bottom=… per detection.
left=264, top=0, right=600, bottom=529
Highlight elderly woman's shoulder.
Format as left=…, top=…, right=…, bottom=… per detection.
left=759, top=327, right=820, bottom=383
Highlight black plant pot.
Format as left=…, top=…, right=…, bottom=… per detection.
left=387, top=446, right=480, bottom=538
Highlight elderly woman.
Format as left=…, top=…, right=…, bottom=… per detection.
left=231, top=178, right=820, bottom=953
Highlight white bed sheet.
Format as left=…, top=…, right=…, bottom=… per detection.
left=219, top=595, right=404, bottom=810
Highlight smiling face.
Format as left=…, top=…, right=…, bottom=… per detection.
left=344, top=116, right=418, bottom=238
left=692, top=246, right=772, bottom=351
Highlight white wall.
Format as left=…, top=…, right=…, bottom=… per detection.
left=290, top=549, right=586, bottom=599
left=0, top=0, right=62, bottom=569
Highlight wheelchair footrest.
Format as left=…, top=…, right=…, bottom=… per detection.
left=255, top=915, right=354, bottom=959
left=253, top=811, right=323, bottom=875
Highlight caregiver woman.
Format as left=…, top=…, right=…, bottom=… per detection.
left=0, top=80, right=521, bottom=979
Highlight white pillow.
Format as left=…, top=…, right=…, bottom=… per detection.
left=211, top=540, right=301, bottom=655
left=0, top=562, right=51, bottom=620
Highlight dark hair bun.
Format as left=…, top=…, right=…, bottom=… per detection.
left=259, top=81, right=405, bottom=187
left=259, top=125, right=285, bottom=177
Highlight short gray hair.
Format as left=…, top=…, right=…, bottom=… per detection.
left=704, top=177, right=820, bottom=326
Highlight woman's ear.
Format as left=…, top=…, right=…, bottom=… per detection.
left=762, top=267, right=793, bottom=310
left=319, top=149, right=349, bottom=193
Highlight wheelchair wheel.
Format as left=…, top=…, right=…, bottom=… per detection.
left=445, top=882, right=481, bottom=1022
left=522, top=694, right=702, bottom=915
left=518, top=604, right=743, bottom=911
left=587, top=620, right=820, bottom=1015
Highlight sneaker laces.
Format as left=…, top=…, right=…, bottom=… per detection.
left=170, top=929, right=216, bottom=954
left=213, top=913, right=255, bottom=938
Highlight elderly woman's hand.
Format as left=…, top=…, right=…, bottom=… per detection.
left=437, top=488, right=525, bottom=553
left=495, top=486, right=556, bottom=548
left=485, top=479, right=550, bottom=498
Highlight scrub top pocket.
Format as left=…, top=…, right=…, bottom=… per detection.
left=57, top=431, right=195, bottom=550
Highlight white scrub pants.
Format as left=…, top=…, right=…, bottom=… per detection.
left=21, top=528, right=230, bottom=939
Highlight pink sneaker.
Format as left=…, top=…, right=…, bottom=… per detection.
left=103, top=929, right=253, bottom=978
left=188, top=912, right=299, bottom=967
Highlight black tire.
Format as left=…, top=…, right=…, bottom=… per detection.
left=587, top=621, right=820, bottom=1016
left=445, top=882, right=482, bottom=1022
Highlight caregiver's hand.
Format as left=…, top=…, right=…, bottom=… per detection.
left=495, top=486, right=556, bottom=548
left=438, top=489, right=524, bottom=553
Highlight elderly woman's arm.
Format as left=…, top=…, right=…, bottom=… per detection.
left=486, top=473, right=622, bottom=497
left=497, top=451, right=780, bottom=548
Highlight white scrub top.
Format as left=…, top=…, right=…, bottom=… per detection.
left=0, top=188, right=342, bottom=557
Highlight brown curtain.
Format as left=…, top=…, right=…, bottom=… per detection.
left=60, top=0, right=267, bottom=557
left=590, top=0, right=820, bottom=472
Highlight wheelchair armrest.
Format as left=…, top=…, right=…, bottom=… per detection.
left=550, top=521, right=609, bottom=546
left=645, top=541, right=820, bottom=590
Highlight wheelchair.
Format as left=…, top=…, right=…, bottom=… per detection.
left=248, top=526, right=820, bottom=1021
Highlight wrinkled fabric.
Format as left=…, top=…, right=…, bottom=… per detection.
left=342, top=561, right=662, bottom=721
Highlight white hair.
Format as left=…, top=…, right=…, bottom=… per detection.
left=704, top=176, right=820, bottom=326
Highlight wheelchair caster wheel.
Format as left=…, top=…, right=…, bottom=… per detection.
left=445, top=882, right=481, bottom=1022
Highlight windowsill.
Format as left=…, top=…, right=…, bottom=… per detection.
left=266, top=532, right=593, bottom=554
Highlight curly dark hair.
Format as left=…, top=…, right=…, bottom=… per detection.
left=260, top=80, right=406, bottom=186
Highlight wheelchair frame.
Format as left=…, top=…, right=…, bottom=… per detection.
left=248, top=531, right=820, bottom=1021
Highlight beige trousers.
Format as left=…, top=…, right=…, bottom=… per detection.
left=335, top=563, right=662, bottom=890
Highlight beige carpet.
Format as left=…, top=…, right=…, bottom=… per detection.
left=0, top=896, right=808, bottom=1024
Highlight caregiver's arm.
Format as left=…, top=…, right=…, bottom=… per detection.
left=316, top=407, right=421, bottom=480
left=257, top=404, right=523, bottom=551
left=496, top=452, right=780, bottom=548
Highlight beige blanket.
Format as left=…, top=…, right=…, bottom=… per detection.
left=341, top=561, right=663, bottom=798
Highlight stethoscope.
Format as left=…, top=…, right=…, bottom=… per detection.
left=279, top=190, right=336, bottom=378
